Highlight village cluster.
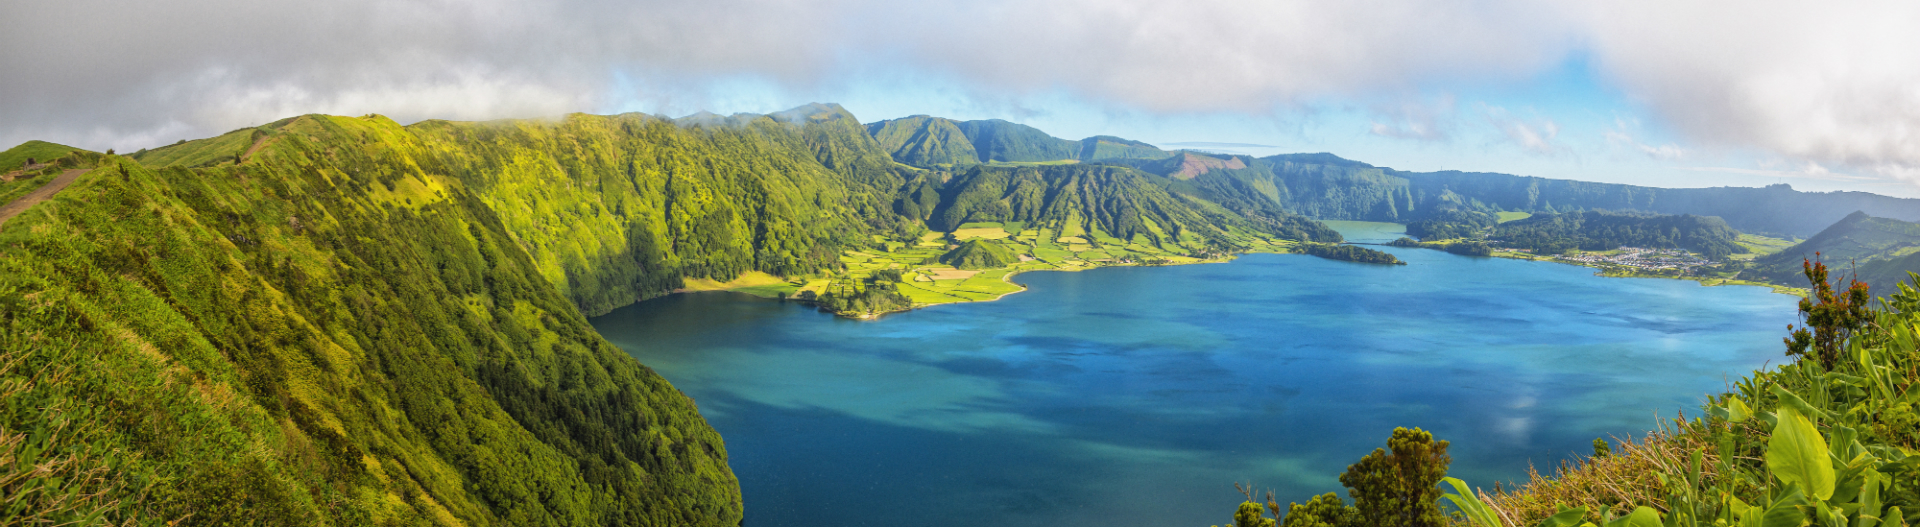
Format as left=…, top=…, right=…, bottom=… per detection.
left=1551, top=247, right=1712, bottom=271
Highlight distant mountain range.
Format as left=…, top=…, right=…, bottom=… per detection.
left=854, top=110, right=1920, bottom=291
left=856, top=116, right=1920, bottom=239
left=864, top=115, right=1171, bottom=166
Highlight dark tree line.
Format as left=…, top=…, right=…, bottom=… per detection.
left=1299, top=243, right=1404, bottom=265
left=1494, top=210, right=1747, bottom=259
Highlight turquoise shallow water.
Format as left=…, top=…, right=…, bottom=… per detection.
left=591, top=222, right=1798, bottom=527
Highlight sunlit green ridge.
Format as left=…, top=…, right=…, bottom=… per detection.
left=0, top=104, right=1343, bottom=524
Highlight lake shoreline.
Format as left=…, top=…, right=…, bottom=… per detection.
left=683, top=219, right=1803, bottom=319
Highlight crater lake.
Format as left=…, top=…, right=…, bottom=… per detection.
left=590, top=222, right=1798, bottom=527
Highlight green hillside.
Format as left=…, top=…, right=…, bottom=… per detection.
left=952, top=119, right=1079, bottom=163
left=863, top=116, right=1174, bottom=167
left=1152, top=152, right=1920, bottom=237
left=1749, top=211, right=1920, bottom=294
left=920, top=164, right=1338, bottom=248
left=1176, top=154, right=1419, bottom=221
left=1493, top=210, right=1748, bottom=259
left=3, top=104, right=1350, bottom=523
left=1076, top=135, right=1171, bottom=162
left=864, top=115, right=980, bottom=166
left=1, top=125, right=739, bottom=525
left=860, top=116, right=1920, bottom=238
left=940, top=239, right=1017, bottom=269
left=1, top=139, right=91, bottom=171
left=2, top=141, right=97, bottom=204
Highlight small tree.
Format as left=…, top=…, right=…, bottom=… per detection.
left=1281, top=492, right=1359, bottom=527
left=1339, top=427, right=1451, bottom=527
left=1783, top=254, right=1871, bottom=370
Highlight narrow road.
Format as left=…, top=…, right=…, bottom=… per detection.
left=0, top=168, right=87, bottom=229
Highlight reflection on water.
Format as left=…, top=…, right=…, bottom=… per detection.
left=591, top=231, right=1795, bottom=527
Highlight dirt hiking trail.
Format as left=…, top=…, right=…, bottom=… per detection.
left=0, top=168, right=87, bottom=229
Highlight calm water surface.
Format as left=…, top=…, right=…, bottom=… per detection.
left=591, top=222, right=1797, bottom=527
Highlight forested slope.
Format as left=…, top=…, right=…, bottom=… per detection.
left=912, top=164, right=1339, bottom=247
left=1494, top=210, right=1748, bottom=259
left=3, top=117, right=739, bottom=525
left=864, top=115, right=1174, bottom=167
left=1147, top=152, right=1920, bottom=237
left=1751, top=211, right=1920, bottom=293
left=4, top=104, right=1343, bottom=524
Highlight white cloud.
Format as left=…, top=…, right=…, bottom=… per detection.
left=1604, top=118, right=1686, bottom=161
left=1576, top=0, right=1920, bottom=181
left=0, top=0, right=1576, bottom=150
left=1369, top=94, right=1455, bottom=142
left=1482, top=105, right=1561, bottom=156
left=1, top=0, right=1916, bottom=196
left=1680, top=161, right=1876, bottom=183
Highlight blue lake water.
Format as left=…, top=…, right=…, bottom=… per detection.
left=591, top=222, right=1798, bottom=527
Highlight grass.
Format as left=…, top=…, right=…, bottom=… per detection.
left=688, top=223, right=1290, bottom=315
left=130, top=126, right=258, bottom=167
left=0, top=169, right=62, bottom=204
left=1496, top=211, right=1533, bottom=223
left=951, top=227, right=1012, bottom=240
left=0, top=140, right=90, bottom=172
left=1730, top=233, right=1796, bottom=260
left=1481, top=423, right=1719, bottom=523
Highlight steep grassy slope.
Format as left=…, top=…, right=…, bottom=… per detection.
left=1076, top=136, right=1170, bottom=162
left=2, top=141, right=97, bottom=204
left=1177, top=154, right=1419, bottom=222
left=1, top=117, right=740, bottom=525
left=1, top=140, right=90, bottom=170
left=864, top=115, right=980, bottom=166
left=410, top=106, right=914, bottom=316
left=919, top=164, right=1338, bottom=249
left=864, top=115, right=1175, bottom=167
left=134, top=104, right=917, bottom=318
left=4, top=104, right=1358, bottom=523
left=1750, top=211, right=1920, bottom=293
left=1494, top=210, right=1748, bottom=259
left=952, top=119, right=1080, bottom=163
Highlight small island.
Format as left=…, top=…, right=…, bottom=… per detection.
left=1297, top=242, right=1405, bottom=265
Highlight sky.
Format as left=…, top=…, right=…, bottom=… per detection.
left=4, top=0, right=1919, bottom=197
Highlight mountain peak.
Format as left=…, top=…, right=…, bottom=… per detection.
left=770, top=102, right=855, bottom=124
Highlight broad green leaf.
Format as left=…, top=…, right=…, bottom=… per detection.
left=1728, top=396, right=1753, bottom=422
left=1601, top=506, right=1660, bottom=527
left=1440, top=477, right=1505, bottom=527
left=1768, top=406, right=1836, bottom=501
left=1535, top=506, right=1589, bottom=527
left=1772, top=384, right=1825, bottom=420
left=1759, top=482, right=1811, bottom=527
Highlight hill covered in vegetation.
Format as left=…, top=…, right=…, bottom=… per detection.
left=940, top=239, right=1018, bottom=269
left=3, top=130, right=740, bottom=525
left=1149, top=152, right=1920, bottom=238
left=1492, top=210, right=1748, bottom=260
left=1748, top=211, right=1920, bottom=294
left=0, top=103, right=1355, bottom=523
left=864, top=115, right=1176, bottom=167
